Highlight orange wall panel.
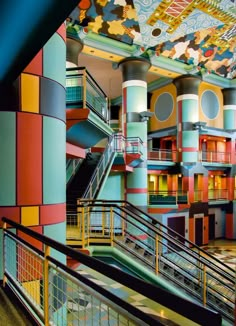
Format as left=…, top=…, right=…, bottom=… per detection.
left=17, top=113, right=42, bottom=205
left=188, top=218, right=194, bottom=243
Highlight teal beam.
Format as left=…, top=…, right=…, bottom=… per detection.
left=0, top=0, right=79, bottom=84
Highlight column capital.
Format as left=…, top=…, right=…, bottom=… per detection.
left=66, top=36, right=83, bottom=66
left=173, top=74, right=201, bottom=96
left=222, top=88, right=236, bottom=105
left=118, top=56, right=151, bottom=82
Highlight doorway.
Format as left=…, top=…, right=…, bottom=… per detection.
left=195, top=217, right=203, bottom=246
left=208, top=214, right=215, bottom=240
left=168, top=216, right=185, bottom=244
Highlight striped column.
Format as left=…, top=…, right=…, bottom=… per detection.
left=173, top=75, right=201, bottom=163
left=118, top=57, right=151, bottom=209
left=0, top=25, right=67, bottom=323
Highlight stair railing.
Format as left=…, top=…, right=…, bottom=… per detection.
left=82, top=137, right=116, bottom=200
left=2, top=216, right=222, bottom=326
left=76, top=199, right=235, bottom=325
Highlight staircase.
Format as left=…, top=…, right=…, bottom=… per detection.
left=77, top=200, right=235, bottom=325
left=66, top=137, right=116, bottom=213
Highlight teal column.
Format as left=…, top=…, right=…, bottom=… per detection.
left=173, top=75, right=201, bottom=163
left=118, top=57, right=151, bottom=210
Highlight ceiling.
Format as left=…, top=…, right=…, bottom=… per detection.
left=67, top=0, right=236, bottom=98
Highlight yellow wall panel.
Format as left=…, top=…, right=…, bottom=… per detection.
left=21, top=206, right=39, bottom=226
left=21, top=73, right=39, bottom=113
left=199, top=82, right=223, bottom=129
left=149, top=84, right=176, bottom=132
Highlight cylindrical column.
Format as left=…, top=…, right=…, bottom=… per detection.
left=222, top=88, right=236, bottom=130
left=0, top=25, right=67, bottom=324
left=118, top=57, right=151, bottom=210
left=173, top=75, right=201, bottom=163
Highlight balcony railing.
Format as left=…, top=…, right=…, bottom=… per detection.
left=149, top=191, right=188, bottom=205
left=113, top=133, right=143, bottom=156
left=200, top=151, right=231, bottom=164
left=148, top=149, right=177, bottom=162
left=208, top=189, right=229, bottom=201
left=66, top=67, right=108, bottom=123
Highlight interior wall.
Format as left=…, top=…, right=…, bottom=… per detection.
left=208, top=207, right=225, bottom=238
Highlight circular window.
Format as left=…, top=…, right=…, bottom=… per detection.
left=155, top=93, right=174, bottom=121
left=201, top=90, right=219, bottom=119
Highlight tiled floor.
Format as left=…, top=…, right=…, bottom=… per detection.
left=202, top=239, right=236, bottom=269
left=72, top=239, right=236, bottom=326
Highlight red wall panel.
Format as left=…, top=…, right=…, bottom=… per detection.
left=17, top=113, right=42, bottom=205
left=40, top=203, right=66, bottom=225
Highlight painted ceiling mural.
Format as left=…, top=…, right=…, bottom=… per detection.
left=67, top=0, right=236, bottom=79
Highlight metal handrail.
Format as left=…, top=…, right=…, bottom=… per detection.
left=75, top=199, right=234, bottom=324
left=148, top=148, right=177, bottom=161
left=1, top=217, right=221, bottom=326
left=200, top=151, right=231, bottom=163
left=82, top=137, right=115, bottom=199
left=148, top=190, right=189, bottom=205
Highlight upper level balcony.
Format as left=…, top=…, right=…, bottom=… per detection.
left=66, top=67, right=108, bottom=123
left=148, top=148, right=233, bottom=166
left=199, top=151, right=231, bottom=165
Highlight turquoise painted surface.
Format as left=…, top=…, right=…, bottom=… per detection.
left=223, top=110, right=235, bottom=130
left=0, top=112, right=16, bottom=205
left=99, top=173, right=124, bottom=200
left=43, top=33, right=66, bottom=87
left=181, top=99, right=198, bottom=122
left=182, top=130, right=198, bottom=148
left=127, top=193, right=147, bottom=206
left=182, top=152, right=198, bottom=163
left=44, top=222, right=66, bottom=264
left=43, top=117, right=66, bottom=204
left=127, top=167, right=147, bottom=188
left=126, top=86, right=147, bottom=113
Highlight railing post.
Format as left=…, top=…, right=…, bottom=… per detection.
left=110, top=207, right=114, bottom=246
left=44, top=245, right=50, bottom=326
left=82, top=70, right=87, bottom=108
left=202, top=265, right=207, bottom=306
left=102, top=204, right=105, bottom=237
left=81, top=206, right=85, bottom=248
left=155, top=235, right=159, bottom=275
left=2, top=221, right=7, bottom=288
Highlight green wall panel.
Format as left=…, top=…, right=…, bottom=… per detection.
left=43, top=33, right=66, bottom=87
left=43, top=117, right=66, bottom=204
left=0, top=112, right=16, bottom=205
